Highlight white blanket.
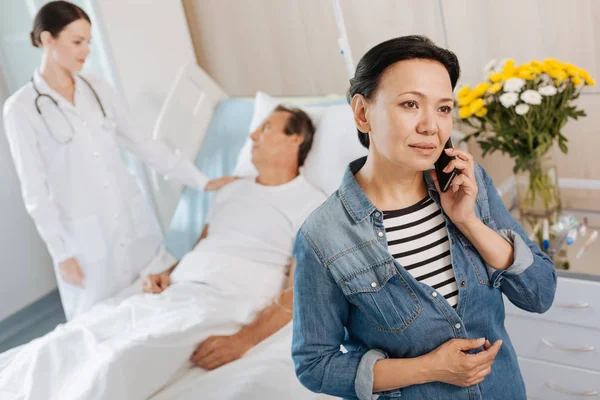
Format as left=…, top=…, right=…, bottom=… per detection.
left=0, top=282, right=273, bottom=400
left=150, top=322, right=333, bottom=400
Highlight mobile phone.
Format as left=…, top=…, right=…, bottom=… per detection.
left=434, top=138, right=457, bottom=192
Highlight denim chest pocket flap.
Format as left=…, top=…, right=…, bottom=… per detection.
left=339, top=259, right=422, bottom=333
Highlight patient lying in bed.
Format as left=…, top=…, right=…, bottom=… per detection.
left=0, top=106, right=326, bottom=400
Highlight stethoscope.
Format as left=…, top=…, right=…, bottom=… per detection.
left=31, top=74, right=113, bottom=143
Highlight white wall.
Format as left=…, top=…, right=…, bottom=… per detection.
left=0, top=64, right=57, bottom=321
left=184, top=0, right=600, bottom=203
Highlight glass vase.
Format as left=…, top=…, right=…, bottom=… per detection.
left=515, top=152, right=561, bottom=219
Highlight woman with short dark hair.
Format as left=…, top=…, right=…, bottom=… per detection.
left=292, top=35, right=556, bottom=400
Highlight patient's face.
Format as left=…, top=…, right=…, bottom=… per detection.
left=250, top=111, right=298, bottom=169
left=366, top=59, right=454, bottom=173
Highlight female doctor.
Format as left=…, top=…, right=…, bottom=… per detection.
left=3, top=1, right=232, bottom=319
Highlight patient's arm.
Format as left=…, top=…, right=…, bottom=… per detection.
left=143, top=225, right=210, bottom=294
left=169, top=223, right=209, bottom=275
left=190, top=259, right=296, bottom=370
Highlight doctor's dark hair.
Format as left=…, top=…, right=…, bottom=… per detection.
left=30, top=1, right=91, bottom=48
left=347, top=35, right=460, bottom=148
left=275, top=105, right=315, bottom=167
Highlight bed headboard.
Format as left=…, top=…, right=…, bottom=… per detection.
left=151, top=62, right=228, bottom=233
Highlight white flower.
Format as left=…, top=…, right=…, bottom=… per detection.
left=515, top=103, right=530, bottom=115
left=503, top=78, right=526, bottom=92
left=538, top=85, right=558, bottom=96
left=499, top=92, right=519, bottom=108
left=520, top=90, right=542, bottom=105
left=484, top=59, right=498, bottom=73
left=540, top=73, right=553, bottom=85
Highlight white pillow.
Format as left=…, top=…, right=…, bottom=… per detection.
left=303, top=104, right=368, bottom=195
left=232, top=92, right=329, bottom=177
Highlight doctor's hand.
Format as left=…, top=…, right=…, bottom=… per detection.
left=142, top=271, right=171, bottom=294
left=429, top=147, right=478, bottom=228
left=204, top=176, right=238, bottom=191
left=190, top=333, right=253, bottom=370
left=59, top=258, right=85, bottom=288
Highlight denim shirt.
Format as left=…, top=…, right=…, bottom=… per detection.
left=292, top=157, right=557, bottom=400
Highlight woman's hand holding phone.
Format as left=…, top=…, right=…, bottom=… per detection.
left=430, top=145, right=479, bottom=228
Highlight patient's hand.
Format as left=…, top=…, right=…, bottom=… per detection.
left=142, top=272, right=171, bottom=294
left=190, top=333, right=253, bottom=370
left=204, top=176, right=238, bottom=191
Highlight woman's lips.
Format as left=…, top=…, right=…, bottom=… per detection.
left=409, top=143, right=437, bottom=155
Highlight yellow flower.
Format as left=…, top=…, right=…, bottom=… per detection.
left=584, top=76, right=596, bottom=86
left=456, top=85, right=471, bottom=100
left=579, top=69, right=591, bottom=79
left=488, top=72, right=502, bottom=83
left=540, top=63, right=551, bottom=73
left=459, top=106, right=474, bottom=119
left=501, top=59, right=516, bottom=81
left=517, top=67, right=536, bottom=81
left=475, top=107, right=488, bottom=117
left=469, top=98, right=485, bottom=114
left=530, top=60, right=543, bottom=69
left=549, top=68, right=568, bottom=81
left=458, top=94, right=476, bottom=107
left=565, top=67, right=580, bottom=77
left=487, top=82, right=503, bottom=94
left=472, top=82, right=491, bottom=97
left=572, top=76, right=583, bottom=86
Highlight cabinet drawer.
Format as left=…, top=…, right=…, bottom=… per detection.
left=506, top=315, right=600, bottom=371
left=505, top=277, right=600, bottom=330
left=519, top=357, right=600, bottom=399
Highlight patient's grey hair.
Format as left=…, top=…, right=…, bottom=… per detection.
left=275, top=105, right=315, bottom=167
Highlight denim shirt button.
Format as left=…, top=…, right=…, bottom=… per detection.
left=455, top=323, right=461, bottom=329
left=378, top=231, right=384, bottom=237
left=460, top=280, right=467, bottom=287
left=371, top=282, right=377, bottom=288
left=432, top=291, right=438, bottom=298
left=375, top=212, right=381, bottom=218
left=451, top=239, right=455, bottom=245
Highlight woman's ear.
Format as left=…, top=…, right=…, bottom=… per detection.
left=351, top=94, right=371, bottom=134
left=39, top=31, right=53, bottom=47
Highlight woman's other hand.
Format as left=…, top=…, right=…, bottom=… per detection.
left=424, top=337, right=502, bottom=387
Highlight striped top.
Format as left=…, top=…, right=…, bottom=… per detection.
left=383, top=196, right=459, bottom=308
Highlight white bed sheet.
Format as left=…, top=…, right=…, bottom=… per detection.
left=0, top=279, right=333, bottom=400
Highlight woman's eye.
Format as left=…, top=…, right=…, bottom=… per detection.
left=439, top=106, right=453, bottom=114
left=403, top=101, right=418, bottom=109
left=74, top=41, right=81, bottom=45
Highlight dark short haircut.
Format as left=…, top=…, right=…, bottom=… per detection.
left=347, top=35, right=461, bottom=148
left=30, top=1, right=91, bottom=48
left=274, top=105, right=315, bottom=167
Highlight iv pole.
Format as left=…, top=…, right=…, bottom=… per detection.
left=332, top=0, right=355, bottom=79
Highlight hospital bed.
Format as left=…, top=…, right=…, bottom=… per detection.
left=0, top=62, right=465, bottom=399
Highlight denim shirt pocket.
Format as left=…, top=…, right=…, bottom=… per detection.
left=455, top=216, right=498, bottom=286
left=338, top=258, right=422, bottom=333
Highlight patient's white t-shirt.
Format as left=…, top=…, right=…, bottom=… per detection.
left=170, top=175, right=326, bottom=296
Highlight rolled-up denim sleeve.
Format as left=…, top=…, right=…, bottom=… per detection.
left=481, top=166, right=557, bottom=313
left=292, top=229, right=391, bottom=400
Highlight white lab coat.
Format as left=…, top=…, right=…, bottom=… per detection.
left=3, top=69, right=208, bottom=319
